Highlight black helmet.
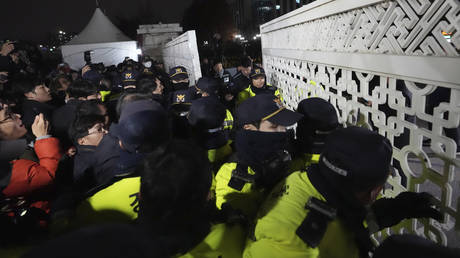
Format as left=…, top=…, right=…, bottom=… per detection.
left=296, top=98, right=339, bottom=154
left=318, top=126, right=393, bottom=193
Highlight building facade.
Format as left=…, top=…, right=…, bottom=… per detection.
left=227, top=0, right=316, bottom=38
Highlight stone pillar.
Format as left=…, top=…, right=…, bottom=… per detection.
left=137, top=23, right=183, bottom=61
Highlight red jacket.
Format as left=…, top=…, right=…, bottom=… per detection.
left=2, top=137, right=62, bottom=199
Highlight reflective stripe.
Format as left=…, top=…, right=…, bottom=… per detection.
left=262, top=107, right=286, bottom=121
left=208, top=127, right=223, bottom=133
left=170, top=71, right=188, bottom=78
left=223, top=120, right=233, bottom=127
left=322, top=156, right=348, bottom=176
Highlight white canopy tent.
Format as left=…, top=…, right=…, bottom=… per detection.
left=61, top=8, right=139, bottom=70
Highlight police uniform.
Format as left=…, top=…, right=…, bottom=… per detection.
left=243, top=170, right=359, bottom=258
left=70, top=177, right=140, bottom=227
left=290, top=98, right=340, bottom=173
left=179, top=223, right=246, bottom=258
left=236, top=67, right=281, bottom=105
left=195, top=77, right=235, bottom=139
left=214, top=95, right=303, bottom=218
left=169, top=66, right=190, bottom=92
left=244, top=127, right=442, bottom=258
left=289, top=153, right=321, bottom=174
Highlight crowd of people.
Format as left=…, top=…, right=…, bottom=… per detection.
left=0, top=40, right=458, bottom=258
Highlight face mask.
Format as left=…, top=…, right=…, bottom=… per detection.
left=235, top=130, right=288, bottom=167
left=173, top=82, right=189, bottom=91
left=235, top=130, right=291, bottom=187
left=143, top=61, right=152, bottom=68
left=250, top=84, right=267, bottom=95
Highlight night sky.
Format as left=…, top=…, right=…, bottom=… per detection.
left=0, top=0, right=193, bottom=42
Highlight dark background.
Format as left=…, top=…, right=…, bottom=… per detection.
left=0, top=0, right=193, bottom=42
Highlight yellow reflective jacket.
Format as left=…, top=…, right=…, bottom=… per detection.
left=74, top=177, right=141, bottom=225
left=209, top=142, right=233, bottom=200
left=208, top=141, right=233, bottom=165
left=244, top=171, right=359, bottom=258
left=99, top=91, right=111, bottom=102
left=237, top=85, right=281, bottom=105
left=223, top=109, right=234, bottom=131
left=288, top=153, right=321, bottom=174
left=178, top=223, right=246, bottom=258
left=215, top=163, right=264, bottom=219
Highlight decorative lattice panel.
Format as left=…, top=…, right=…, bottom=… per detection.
left=261, top=0, right=460, bottom=247
left=162, top=30, right=202, bottom=86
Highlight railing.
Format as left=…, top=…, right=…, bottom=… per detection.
left=261, top=0, right=460, bottom=247
left=162, top=30, right=202, bottom=86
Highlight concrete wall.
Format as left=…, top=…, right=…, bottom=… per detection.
left=138, top=23, right=183, bottom=60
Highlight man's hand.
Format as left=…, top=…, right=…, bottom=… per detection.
left=82, top=65, right=91, bottom=76
left=0, top=42, right=14, bottom=56
left=32, top=113, right=50, bottom=138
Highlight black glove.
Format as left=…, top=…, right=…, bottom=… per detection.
left=371, top=192, right=443, bottom=229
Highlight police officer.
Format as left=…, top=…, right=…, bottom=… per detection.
left=232, top=56, right=253, bottom=95
left=215, top=94, right=303, bottom=218
left=188, top=97, right=233, bottom=199
left=169, top=66, right=190, bottom=92
left=140, top=56, right=155, bottom=76
left=244, top=127, right=443, bottom=258
left=290, top=98, right=340, bottom=172
left=195, top=77, right=234, bottom=136
left=236, top=67, right=281, bottom=105
left=188, top=96, right=232, bottom=167
left=169, top=89, right=194, bottom=139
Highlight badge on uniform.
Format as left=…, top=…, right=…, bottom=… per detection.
left=296, top=197, right=337, bottom=248
left=176, top=94, right=185, bottom=103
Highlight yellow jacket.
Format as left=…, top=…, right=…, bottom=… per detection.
left=223, top=109, right=234, bottom=131
left=288, top=153, right=321, bottom=174
left=215, top=163, right=264, bottom=219
left=74, top=177, right=140, bottom=225
left=237, top=85, right=281, bottom=105
left=178, top=223, right=246, bottom=258
left=244, top=171, right=359, bottom=258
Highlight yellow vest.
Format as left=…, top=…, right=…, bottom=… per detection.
left=223, top=109, right=234, bottom=131
left=99, top=91, right=111, bottom=102
left=237, top=85, right=281, bottom=105
left=289, top=153, right=321, bottom=174
left=74, top=177, right=141, bottom=225
left=208, top=142, right=233, bottom=200
left=215, top=163, right=264, bottom=219
left=208, top=142, right=233, bottom=165
left=178, top=223, right=246, bottom=258
left=243, top=171, right=359, bottom=258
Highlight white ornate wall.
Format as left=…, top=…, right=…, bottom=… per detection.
left=261, top=0, right=460, bottom=247
left=162, top=30, right=202, bottom=86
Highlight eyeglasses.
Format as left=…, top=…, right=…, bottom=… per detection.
left=87, top=124, right=107, bottom=135
left=0, top=108, right=16, bottom=124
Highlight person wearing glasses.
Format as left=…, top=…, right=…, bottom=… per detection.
left=68, top=114, right=108, bottom=188
left=0, top=101, right=62, bottom=212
